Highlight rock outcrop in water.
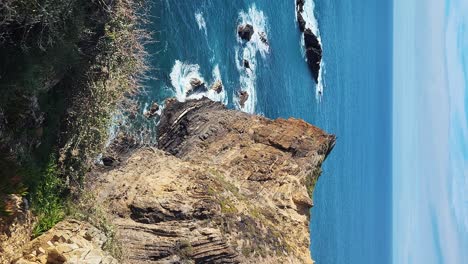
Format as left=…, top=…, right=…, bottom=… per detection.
left=304, top=28, right=322, bottom=83
left=296, top=0, right=322, bottom=83
left=10, top=98, right=335, bottom=264
left=237, top=24, right=254, bottom=41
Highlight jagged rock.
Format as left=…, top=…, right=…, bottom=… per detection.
left=297, top=12, right=306, bottom=32
left=237, top=24, right=254, bottom=41
left=12, top=220, right=117, bottom=264
left=238, top=91, right=249, bottom=108
left=0, top=196, right=33, bottom=264
left=296, top=0, right=305, bottom=12
left=144, top=102, right=159, bottom=118
left=211, top=80, right=223, bottom=94
left=186, top=78, right=206, bottom=96
left=88, top=98, right=335, bottom=263
left=259, top=32, right=268, bottom=46
left=304, top=28, right=322, bottom=83
left=295, top=0, right=323, bottom=83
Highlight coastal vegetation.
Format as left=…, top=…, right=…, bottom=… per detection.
left=0, top=0, right=148, bottom=237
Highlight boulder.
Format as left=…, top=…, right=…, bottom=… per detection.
left=237, top=24, right=254, bottom=41
left=210, top=80, right=223, bottom=94
left=102, top=156, right=115, bottom=166
left=243, top=59, right=251, bottom=69
left=186, top=78, right=206, bottom=96
left=144, top=102, right=159, bottom=118
left=239, top=91, right=249, bottom=108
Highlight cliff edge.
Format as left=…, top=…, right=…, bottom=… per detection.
left=13, top=98, right=335, bottom=263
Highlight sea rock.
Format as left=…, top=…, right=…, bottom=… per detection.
left=211, top=80, right=223, bottom=93
left=186, top=78, right=206, bottom=96
left=144, top=102, right=159, bottom=118
left=296, top=0, right=305, bottom=12
left=304, top=28, right=322, bottom=83
left=297, top=12, right=306, bottom=32
left=237, top=24, right=254, bottom=41
left=239, top=91, right=249, bottom=108
left=243, top=59, right=251, bottom=69
left=259, top=31, right=269, bottom=46
left=295, top=0, right=323, bottom=83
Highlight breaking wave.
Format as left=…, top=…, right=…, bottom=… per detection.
left=235, top=5, right=270, bottom=113
left=169, top=60, right=227, bottom=104
left=195, top=11, right=207, bottom=36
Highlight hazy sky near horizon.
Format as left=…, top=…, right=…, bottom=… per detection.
left=393, top=0, right=467, bottom=263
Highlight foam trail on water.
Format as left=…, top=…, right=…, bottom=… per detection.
left=235, top=5, right=270, bottom=113
left=195, top=11, right=207, bottom=36
left=169, top=60, right=227, bottom=104
left=296, top=0, right=325, bottom=101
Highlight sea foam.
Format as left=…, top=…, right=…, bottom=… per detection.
left=195, top=11, right=207, bottom=36
left=235, top=5, right=270, bottom=113
left=169, top=60, right=227, bottom=104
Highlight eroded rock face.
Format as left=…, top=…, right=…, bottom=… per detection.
left=93, top=98, right=335, bottom=263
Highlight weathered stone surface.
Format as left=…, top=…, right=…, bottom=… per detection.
left=92, top=98, right=335, bottom=263
left=12, top=219, right=117, bottom=264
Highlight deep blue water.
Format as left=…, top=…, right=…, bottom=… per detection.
left=135, top=0, right=393, bottom=263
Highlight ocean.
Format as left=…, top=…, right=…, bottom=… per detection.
left=128, top=0, right=393, bottom=263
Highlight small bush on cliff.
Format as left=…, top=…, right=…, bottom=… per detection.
left=30, top=155, right=65, bottom=237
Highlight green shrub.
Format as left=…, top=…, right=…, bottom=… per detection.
left=30, top=155, right=65, bottom=237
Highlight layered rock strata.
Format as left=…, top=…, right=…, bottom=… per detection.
left=96, top=98, right=335, bottom=263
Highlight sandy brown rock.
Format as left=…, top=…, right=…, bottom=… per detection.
left=0, top=195, right=33, bottom=263
left=12, top=219, right=117, bottom=264
left=92, top=98, right=335, bottom=263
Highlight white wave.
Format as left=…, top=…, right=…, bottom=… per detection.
left=238, top=5, right=270, bottom=57
left=299, top=0, right=322, bottom=44
left=205, top=65, right=228, bottom=105
left=296, top=0, right=325, bottom=101
left=235, top=5, right=270, bottom=113
left=169, top=60, right=227, bottom=104
left=195, top=11, right=207, bottom=36
left=316, top=60, right=325, bottom=101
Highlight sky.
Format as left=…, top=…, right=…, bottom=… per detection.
left=393, top=0, right=467, bottom=263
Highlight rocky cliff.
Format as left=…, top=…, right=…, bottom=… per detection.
left=12, top=98, right=335, bottom=263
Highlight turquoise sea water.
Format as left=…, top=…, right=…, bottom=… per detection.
left=131, top=0, right=393, bottom=263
